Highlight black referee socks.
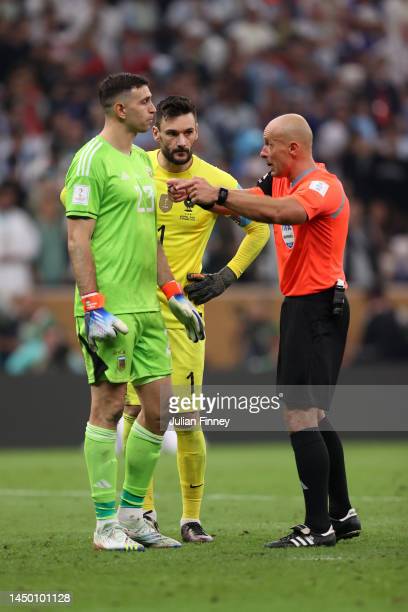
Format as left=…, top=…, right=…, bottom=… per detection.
left=319, top=417, right=352, bottom=520
left=290, top=428, right=330, bottom=533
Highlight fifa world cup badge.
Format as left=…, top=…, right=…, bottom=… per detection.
left=117, top=355, right=126, bottom=371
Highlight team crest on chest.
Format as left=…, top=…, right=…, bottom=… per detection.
left=179, top=197, right=196, bottom=221
left=159, top=193, right=173, bottom=212
left=184, top=198, right=194, bottom=213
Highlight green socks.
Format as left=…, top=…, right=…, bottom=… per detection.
left=120, top=421, right=163, bottom=508
left=84, top=421, right=163, bottom=520
left=84, top=422, right=117, bottom=520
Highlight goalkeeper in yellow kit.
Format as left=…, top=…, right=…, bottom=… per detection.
left=124, top=96, right=270, bottom=542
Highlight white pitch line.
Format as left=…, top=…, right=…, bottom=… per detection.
left=0, top=489, right=406, bottom=502
left=207, top=494, right=406, bottom=502
left=291, top=556, right=346, bottom=561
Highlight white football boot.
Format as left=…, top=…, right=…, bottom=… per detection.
left=93, top=521, right=144, bottom=551
left=119, top=512, right=181, bottom=548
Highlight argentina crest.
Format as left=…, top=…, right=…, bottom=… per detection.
left=117, top=354, right=126, bottom=371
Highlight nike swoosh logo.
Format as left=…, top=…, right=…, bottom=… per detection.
left=190, top=484, right=203, bottom=489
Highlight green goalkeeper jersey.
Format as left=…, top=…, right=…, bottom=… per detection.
left=64, top=135, right=159, bottom=317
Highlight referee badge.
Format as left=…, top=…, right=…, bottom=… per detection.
left=159, top=193, right=173, bottom=212
left=281, top=224, right=295, bottom=249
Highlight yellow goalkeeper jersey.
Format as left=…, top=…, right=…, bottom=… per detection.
left=61, top=149, right=270, bottom=329
left=150, top=150, right=242, bottom=327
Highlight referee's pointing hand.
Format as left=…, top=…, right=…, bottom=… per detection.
left=168, top=178, right=218, bottom=206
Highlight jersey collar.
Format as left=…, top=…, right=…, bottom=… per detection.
left=290, top=166, right=317, bottom=189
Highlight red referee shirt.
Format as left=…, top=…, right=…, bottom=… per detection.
left=271, top=164, right=349, bottom=296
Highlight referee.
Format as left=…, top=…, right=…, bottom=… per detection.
left=169, top=113, right=362, bottom=548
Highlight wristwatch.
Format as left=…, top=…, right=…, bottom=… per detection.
left=216, top=187, right=229, bottom=204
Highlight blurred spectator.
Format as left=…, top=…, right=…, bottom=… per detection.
left=350, top=99, right=378, bottom=143
left=237, top=302, right=278, bottom=374
left=354, top=284, right=408, bottom=363
left=341, top=134, right=376, bottom=203
left=0, top=181, right=40, bottom=309
left=388, top=234, right=408, bottom=281
left=4, top=293, right=70, bottom=375
left=381, top=0, right=408, bottom=85
left=0, top=0, right=407, bottom=372
left=345, top=198, right=377, bottom=288
left=315, top=107, right=351, bottom=169
left=205, top=79, right=258, bottom=163
left=31, top=180, right=68, bottom=285
left=366, top=198, right=392, bottom=280
left=0, top=309, right=19, bottom=367
left=226, top=3, right=278, bottom=56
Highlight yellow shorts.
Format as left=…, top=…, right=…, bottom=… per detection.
left=125, top=327, right=205, bottom=405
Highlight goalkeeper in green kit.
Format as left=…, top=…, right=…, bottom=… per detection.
left=64, top=73, right=205, bottom=551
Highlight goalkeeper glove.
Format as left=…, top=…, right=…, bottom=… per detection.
left=81, top=292, right=129, bottom=351
left=184, top=266, right=237, bottom=305
left=161, top=280, right=205, bottom=343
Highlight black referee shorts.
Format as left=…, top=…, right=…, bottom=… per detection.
left=276, top=288, right=350, bottom=411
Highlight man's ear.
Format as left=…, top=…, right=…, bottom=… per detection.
left=112, top=101, right=126, bottom=121
left=152, top=125, right=160, bottom=143
left=289, top=141, right=300, bottom=156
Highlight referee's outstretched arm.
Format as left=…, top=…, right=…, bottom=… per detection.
left=210, top=190, right=308, bottom=225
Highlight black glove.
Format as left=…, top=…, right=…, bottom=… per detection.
left=256, top=171, right=273, bottom=195
left=184, top=266, right=237, bottom=305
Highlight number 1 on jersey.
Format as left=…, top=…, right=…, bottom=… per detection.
left=158, top=224, right=166, bottom=244
left=186, top=371, right=194, bottom=395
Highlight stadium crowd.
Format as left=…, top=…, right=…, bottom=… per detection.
left=1, top=0, right=408, bottom=372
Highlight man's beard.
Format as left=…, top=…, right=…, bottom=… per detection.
left=162, top=146, right=193, bottom=165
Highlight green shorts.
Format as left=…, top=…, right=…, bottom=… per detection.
left=126, top=326, right=205, bottom=405
left=76, top=311, right=172, bottom=386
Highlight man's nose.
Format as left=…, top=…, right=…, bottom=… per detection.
left=177, top=134, right=188, bottom=146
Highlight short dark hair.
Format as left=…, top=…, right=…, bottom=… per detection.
left=155, top=96, right=197, bottom=128
left=98, top=73, right=149, bottom=109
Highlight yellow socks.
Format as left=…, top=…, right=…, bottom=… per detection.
left=176, top=429, right=206, bottom=521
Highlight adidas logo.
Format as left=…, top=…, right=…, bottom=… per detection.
left=290, top=534, right=315, bottom=547
left=94, top=479, right=112, bottom=489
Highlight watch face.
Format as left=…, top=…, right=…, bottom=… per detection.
left=217, top=188, right=228, bottom=204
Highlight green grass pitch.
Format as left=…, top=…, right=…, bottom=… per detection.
left=0, top=441, right=407, bottom=612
